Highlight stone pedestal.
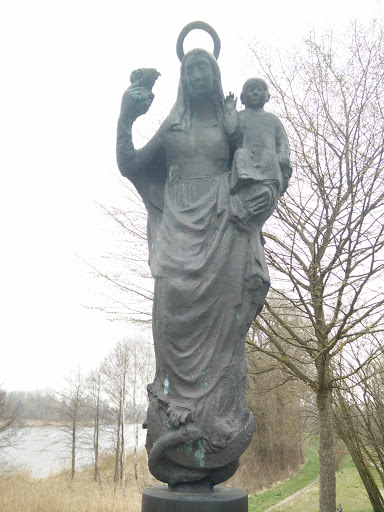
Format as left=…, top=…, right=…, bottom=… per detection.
left=142, top=485, right=248, bottom=512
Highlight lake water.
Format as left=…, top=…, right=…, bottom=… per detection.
left=1, top=425, right=146, bottom=478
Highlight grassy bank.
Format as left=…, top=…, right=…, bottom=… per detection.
left=251, top=455, right=375, bottom=512
left=248, top=448, right=319, bottom=512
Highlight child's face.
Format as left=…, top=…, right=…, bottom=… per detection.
left=242, top=81, right=269, bottom=109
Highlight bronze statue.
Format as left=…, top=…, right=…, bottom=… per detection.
left=116, top=22, right=291, bottom=490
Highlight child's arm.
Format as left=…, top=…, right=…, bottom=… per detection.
left=275, top=118, right=291, bottom=169
left=274, top=117, right=292, bottom=195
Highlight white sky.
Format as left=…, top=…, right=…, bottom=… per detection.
left=1, top=0, right=382, bottom=391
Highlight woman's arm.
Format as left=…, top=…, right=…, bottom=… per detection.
left=117, top=116, right=137, bottom=178
left=116, top=85, right=164, bottom=179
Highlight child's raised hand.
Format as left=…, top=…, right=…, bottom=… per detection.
left=224, top=92, right=239, bottom=134
left=224, top=92, right=237, bottom=111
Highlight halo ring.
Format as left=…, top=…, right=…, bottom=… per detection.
left=176, top=21, right=221, bottom=62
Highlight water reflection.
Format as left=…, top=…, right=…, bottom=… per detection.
left=1, top=425, right=145, bottom=478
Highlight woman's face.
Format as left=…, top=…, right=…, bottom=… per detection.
left=184, top=54, right=215, bottom=99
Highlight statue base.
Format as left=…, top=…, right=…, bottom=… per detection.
left=142, top=485, right=248, bottom=512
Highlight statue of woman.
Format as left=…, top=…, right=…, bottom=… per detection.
left=117, top=46, right=286, bottom=489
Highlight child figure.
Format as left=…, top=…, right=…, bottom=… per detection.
left=226, top=78, right=292, bottom=304
left=229, top=78, right=292, bottom=229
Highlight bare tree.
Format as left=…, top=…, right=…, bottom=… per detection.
left=101, top=336, right=154, bottom=489
left=245, top=344, right=306, bottom=490
left=0, top=387, right=23, bottom=457
left=86, top=369, right=103, bottom=486
left=248, top=20, right=384, bottom=512
left=126, top=341, right=154, bottom=485
left=83, top=181, right=153, bottom=324
left=334, top=351, right=384, bottom=511
left=101, top=338, right=132, bottom=490
left=55, top=370, right=88, bottom=480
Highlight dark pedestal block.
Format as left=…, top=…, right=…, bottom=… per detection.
left=142, top=485, right=248, bottom=512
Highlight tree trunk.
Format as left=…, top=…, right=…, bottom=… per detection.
left=71, top=421, right=76, bottom=481
left=133, top=361, right=139, bottom=483
left=114, top=405, right=121, bottom=483
left=93, top=405, right=101, bottom=486
left=134, top=422, right=139, bottom=482
left=334, top=396, right=384, bottom=512
left=352, top=449, right=384, bottom=512
left=317, top=386, right=336, bottom=512
left=121, top=408, right=126, bottom=492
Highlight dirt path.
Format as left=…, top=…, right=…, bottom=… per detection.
left=263, top=476, right=320, bottom=512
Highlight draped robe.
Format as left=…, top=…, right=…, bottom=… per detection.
left=117, top=114, right=279, bottom=484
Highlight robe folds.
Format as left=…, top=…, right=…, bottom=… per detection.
left=119, top=117, right=277, bottom=484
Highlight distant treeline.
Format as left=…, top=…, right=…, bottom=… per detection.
left=7, top=389, right=144, bottom=426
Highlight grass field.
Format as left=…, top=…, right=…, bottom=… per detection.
left=0, top=452, right=146, bottom=512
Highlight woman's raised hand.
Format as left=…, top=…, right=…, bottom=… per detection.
left=119, top=85, right=154, bottom=124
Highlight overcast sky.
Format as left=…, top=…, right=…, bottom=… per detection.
left=1, top=0, right=382, bottom=392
